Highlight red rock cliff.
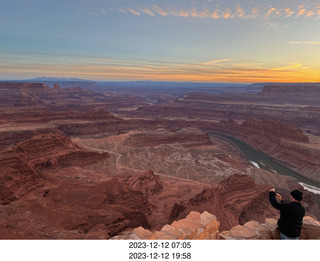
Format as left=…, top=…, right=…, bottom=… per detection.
left=261, top=84, right=320, bottom=96
left=242, top=118, right=309, bottom=142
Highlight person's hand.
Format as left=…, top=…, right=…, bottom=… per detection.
left=270, top=188, right=275, bottom=192
left=275, top=193, right=282, bottom=202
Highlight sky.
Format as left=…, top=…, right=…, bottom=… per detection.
left=0, top=0, right=320, bottom=83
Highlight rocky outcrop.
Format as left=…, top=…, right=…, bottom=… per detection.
left=0, top=82, right=103, bottom=106
left=0, top=150, right=39, bottom=205
left=0, top=177, right=152, bottom=239
left=11, top=134, right=109, bottom=170
left=241, top=119, right=309, bottom=143
left=112, top=211, right=320, bottom=240
left=220, top=218, right=279, bottom=239
left=218, top=174, right=277, bottom=227
left=126, top=170, right=163, bottom=197
left=232, top=119, right=320, bottom=183
left=112, top=211, right=220, bottom=240
left=261, top=84, right=320, bottom=96
left=122, top=131, right=212, bottom=148
left=180, top=174, right=278, bottom=230
left=0, top=134, right=109, bottom=205
left=220, top=216, right=320, bottom=239
left=0, top=82, right=45, bottom=106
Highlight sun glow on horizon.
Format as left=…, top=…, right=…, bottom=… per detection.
left=1, top=1, right=320, bottom=83
left=1, top=53, right=319, bottom=84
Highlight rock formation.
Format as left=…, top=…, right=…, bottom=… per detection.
left=0, top=82, right=103, bottom=107
left=126, top=170, right=163, bottom=197
left=112, top=211, right=320, bottom=240
left=182, top=174, right=279, bottom=230
left=0, top=134, right=109, bottom=205
left=1, top=81, right=320, bottom=239
left=261, top=84, right=320, bottom=96
left=0, top=170, right=283, bottom=239
left=0, top=178, right=152, bottom=239
left=113, top=211, right=220, bottom=240
left=220, top=215, right=320, bottom=239
left=241, top=119, right=309, bottom=143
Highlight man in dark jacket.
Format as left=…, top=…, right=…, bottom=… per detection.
left=269, top=188, right=305, bottom=239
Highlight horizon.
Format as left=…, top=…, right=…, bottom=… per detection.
left=3, top=77, right=320, bottom=86
left=1, top=0, right=320, bottom=83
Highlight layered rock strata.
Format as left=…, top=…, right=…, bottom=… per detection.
left=0, top=134, right=109, bottom=205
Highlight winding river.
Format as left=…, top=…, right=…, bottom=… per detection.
left=208, top=132, right=320, bottom=194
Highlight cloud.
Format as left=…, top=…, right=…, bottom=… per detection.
left=143, top=8, right=155, bottom=16
left=289, top=41, right=320, bottom=45
left=211, top=9, right=220, bottom=19
left=152, top=5, right=168, bottom=16
left=222, top=8, right=233, bottom=19
left=296, top=8, right=306, bottom=17
left=169, top=8, right=189, bottom=18
left=191, top=8, right=210, bottom=18
left=235, top=6, right=246, bottom=19
left=85, top=10, right=98, bottom=16
left=305, top=10, right=315, bottom=17
left=200, top=59, right=234, bottom=66
left=128, top=9, right=141, bottom=16
left=2, top=52, right=319, bottom=83
left=173, top=9, right=189, bottom=18
left=117, top=3, right=320, bottom=20
left=284, top=8, right=294, bottom=18
left=270, top=63, right=304, bottom=71
left=265, top=7, right=276, bottom=18
left=119, top=8, right=127, bottom=14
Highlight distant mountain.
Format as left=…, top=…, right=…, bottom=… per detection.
left=96, top=81, right=259, bottom=95
left=28, top=77, right=95, bottom=83
left=97, top=80, right=248, bottom=88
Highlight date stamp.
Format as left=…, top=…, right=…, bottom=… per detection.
left=128, top=241, right=192, bottom=260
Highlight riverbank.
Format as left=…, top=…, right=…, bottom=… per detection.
left=208, top=131, right=320, bottom=193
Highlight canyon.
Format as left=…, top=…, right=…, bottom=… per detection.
left=0, top=81, right=320, bottom=239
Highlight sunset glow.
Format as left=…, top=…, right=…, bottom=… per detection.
left=1, top=0, right=320, bottom=83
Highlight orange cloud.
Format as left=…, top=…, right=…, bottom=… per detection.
left=152, top=5, right=168, bottom=16
left=143, top=8, right=155, bottom=16
left=235, top=6, right=246, bottom=18
left=305, top=10, right=314, bottom=17
left=128, top=9, right=141, bottom=16
left=284, top=8, right=294, bottom=18
left=265, top=7, right=276, bottom=18
left=296, top=8, right=306, bottom=17
left=211, top=9, right=220, bottom=19
left=222, top=8, right=233, bottom=19
left=119, top=4, right=320, bottom=21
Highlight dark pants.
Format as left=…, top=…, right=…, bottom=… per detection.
left=280, top=232, right=299, bottom=240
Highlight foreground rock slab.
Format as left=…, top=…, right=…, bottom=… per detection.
left=113, top=211, right=220, bottom=240
left=113, top=212, right=320, bottom=240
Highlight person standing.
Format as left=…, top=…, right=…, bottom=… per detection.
left=269, top=188, right=305, bottom=239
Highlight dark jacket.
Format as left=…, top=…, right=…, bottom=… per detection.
left=269, top=191, right=305, bottom=237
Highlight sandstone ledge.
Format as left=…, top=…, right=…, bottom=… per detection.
left=113, top=211, right=220, bottom=240
left=112, top=212, right=320, bottom=240
left=220, top=216, right=320, bottom=239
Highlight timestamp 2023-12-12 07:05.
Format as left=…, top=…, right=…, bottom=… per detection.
left=128, top=241, right=192, bottom=260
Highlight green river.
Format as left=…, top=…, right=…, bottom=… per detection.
left=208, top=132, right=320, bottom=194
